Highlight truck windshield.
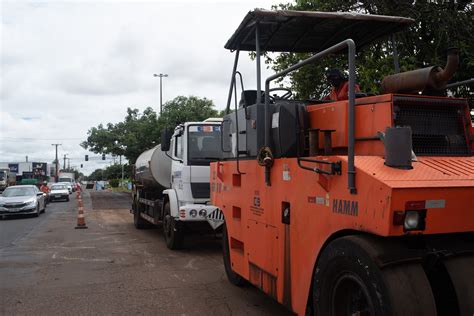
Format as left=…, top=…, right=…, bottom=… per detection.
left=187, top=125, right=222, bottom=165
left=0, top=172, right=5, bottom=181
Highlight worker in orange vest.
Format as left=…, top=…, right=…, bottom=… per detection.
left=40, top=182, right=49, bottom=194
left=324, top=69, right=360, bottom=101
left=40, top=182, right=50, bottom=204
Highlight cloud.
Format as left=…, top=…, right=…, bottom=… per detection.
left=0, top=0, right=277, bottom=175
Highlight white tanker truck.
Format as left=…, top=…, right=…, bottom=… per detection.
left=131, top=118, right=224, bottom=249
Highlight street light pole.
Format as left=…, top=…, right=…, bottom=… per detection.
left=51, top=143, right=61, bottom=182
left=153, top=73, right=168, bottom=115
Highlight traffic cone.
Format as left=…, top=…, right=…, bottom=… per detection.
left=75, top=207, right=88, bottom=229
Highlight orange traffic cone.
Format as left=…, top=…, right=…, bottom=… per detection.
left=75, top=208, right=88, bottom=229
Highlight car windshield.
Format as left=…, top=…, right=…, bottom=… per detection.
left=51, top=185, right=66, bottom=190
left=2, top=187, right=35, bottom=197
left=187, top=125, right=222, bottom=165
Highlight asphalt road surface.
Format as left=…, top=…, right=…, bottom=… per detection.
left=0, top=190, right=292, bottom=315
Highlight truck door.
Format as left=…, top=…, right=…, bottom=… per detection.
left=171, top=133, right=186, bottom=201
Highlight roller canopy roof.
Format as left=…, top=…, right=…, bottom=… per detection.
left=225, top=9, right=414, bottom=53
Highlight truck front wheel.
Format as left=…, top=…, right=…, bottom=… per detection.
left=163, top=202, right=183, bottom=250
left=312, top=236, right=437, bottom=316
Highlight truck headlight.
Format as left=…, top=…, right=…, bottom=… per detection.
left=199, top=209, right=207, bottom=217
left=190, top=209, right=197, bottom=217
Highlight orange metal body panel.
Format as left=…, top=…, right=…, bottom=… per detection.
left=212, top=156, right=474, bottom=314
left=211, top=94, right=474, bottom=314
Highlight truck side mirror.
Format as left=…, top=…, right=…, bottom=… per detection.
left=161, top=129, right=172, bottom=151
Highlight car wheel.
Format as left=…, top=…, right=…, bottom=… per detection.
left=34, top=203, right=40, bottom=217
left=66, top=196, right=70, bottom=202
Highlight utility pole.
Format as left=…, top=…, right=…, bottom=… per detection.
left=63, top=154, right=67, bottom=171
left=120, top=155, right=124, bottom=187
left=51, top=144, right=61, bottom=182
left=25, top=155, right=28, bottom=162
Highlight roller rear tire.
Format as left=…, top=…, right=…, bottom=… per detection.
left=222, top=224, right=246, bottom=286
left=444, top=255, right=474, bottom=315
left=312, top=236, right=437, bottom=316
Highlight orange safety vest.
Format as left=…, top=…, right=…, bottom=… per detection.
left=325, top=81, right=361, bottom=101
left=40, top=185, right=49, bottom=193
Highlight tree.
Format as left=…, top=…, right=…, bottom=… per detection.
left=269, top=0, right=473, bottom=105
left=87, top=169, right=104, bottom=181
left=158, top=96, right=219, bottom=129
left=102, top=163, right=132, bottom=180
left=81, top=96, right=221, bottom=164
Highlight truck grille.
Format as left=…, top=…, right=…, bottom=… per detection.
left=190, top=183, right=210, bottom=199
left=393, top=96, right=469, bottom=156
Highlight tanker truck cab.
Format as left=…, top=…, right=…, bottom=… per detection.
left=132, top=119, right=224, bottom=250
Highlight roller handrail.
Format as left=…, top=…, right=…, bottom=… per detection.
left=263, top=39, right=357, bottom=194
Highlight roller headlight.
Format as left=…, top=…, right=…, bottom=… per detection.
left=404, top=211, right=420, bottom=230
left=189, top=209, right=197, bottom=217
left=199, top=209, right=207, bottom=217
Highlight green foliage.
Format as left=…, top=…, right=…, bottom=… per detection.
left=103, top=163, right=131, bottom=180
left=158, top=96, right=219, bottom=129
left=86, top=169, right=104, bottom=181
left=109, top=179, right=120, bottom=188
left=81, top=96, right=220, bottom=163
left=270, top=0, right=473, bottom=102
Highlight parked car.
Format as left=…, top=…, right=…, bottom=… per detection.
left=49, top=184, right=70, bottom=202
left=0, top=185, right=46, bottom=218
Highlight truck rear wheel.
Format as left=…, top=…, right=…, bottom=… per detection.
left=133, top=199, right=151, bottom=229
left=163, top=202, right=183, bottom=250
left=312, top=235, right=437, bottom=316
left=222, top=224, right=246, bottom=286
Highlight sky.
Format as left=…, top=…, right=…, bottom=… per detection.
left=0, top=0, right=278, bottom=176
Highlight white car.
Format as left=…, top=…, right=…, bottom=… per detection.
left=56, top=182, right=72, bottom=194
left=49, top=184, right=70, bottom=202
left=0, top=185, right=46, bottom=218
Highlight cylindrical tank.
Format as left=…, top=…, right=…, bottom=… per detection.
left=135, top=144, right=172, bottom=191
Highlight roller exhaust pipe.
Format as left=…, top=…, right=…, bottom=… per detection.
left=381, top=48, right=459, bottom=94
